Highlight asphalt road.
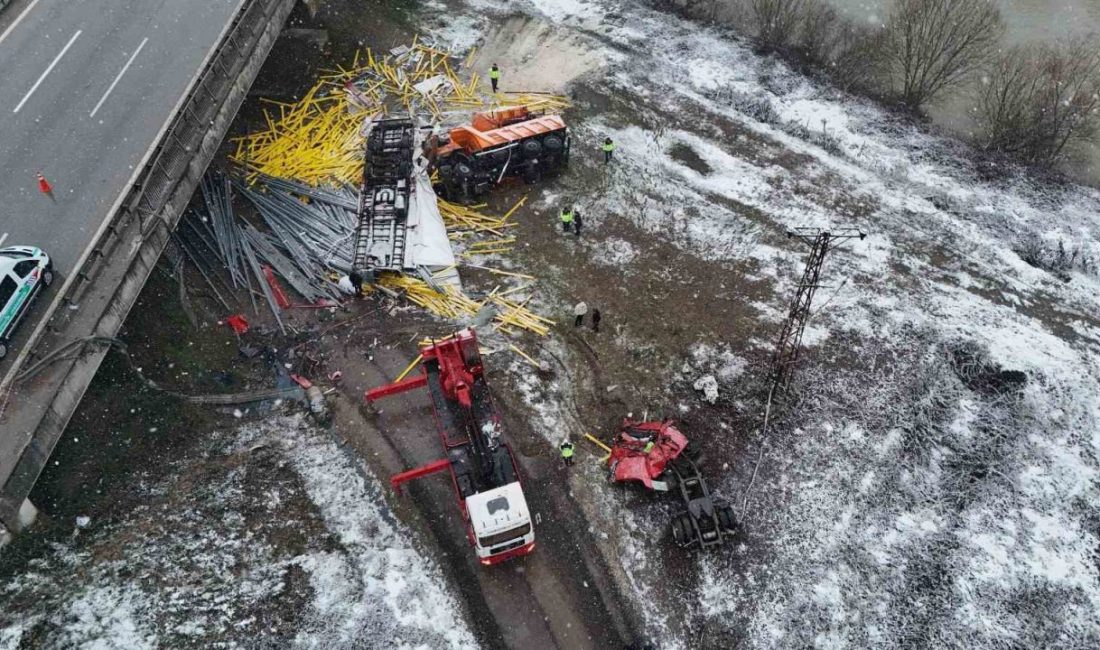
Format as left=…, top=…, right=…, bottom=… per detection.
left=0, top=0, right=245, bottom=359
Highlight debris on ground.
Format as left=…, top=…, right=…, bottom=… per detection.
left=692, top=374, right=719, bottom=404
left=181, top=38, right=566, bottom=359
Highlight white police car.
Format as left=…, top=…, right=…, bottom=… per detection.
left=0, top=246, right=53, bottom=360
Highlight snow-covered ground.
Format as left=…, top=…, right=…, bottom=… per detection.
left=444, top=0, right=1100, bottom=647
left=0, top=415, right=476, bottom=649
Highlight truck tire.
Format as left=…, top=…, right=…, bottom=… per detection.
left=455, top=160, right=474, bottom=179
left=543, top=135, right=563, bottom=152
left=671, top=513, right=694, bottom=547
left=0, top=341, right=7, bottom=360
left=521, top=138, right=542, bottom=158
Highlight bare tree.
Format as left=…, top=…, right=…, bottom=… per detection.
left=884, top=0, right=1003, bottom=110
left=796, top=0, right=842, bottom=64
left=796, top=0, right=887, bottom=92
left=750, top=0, right=807, bottom=52
left=978, top=39, right=1100, bottom=167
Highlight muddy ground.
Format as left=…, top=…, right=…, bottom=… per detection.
left=11, top=0, right=1091, bottom=648
left=1, top=2, right=656, bottom=649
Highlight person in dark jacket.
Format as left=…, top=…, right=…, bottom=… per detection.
left=348, top=270, right=365, bottom=297
left=591, top=308, right=602, bottom=332
left=573, top=211, right=583, bottom=237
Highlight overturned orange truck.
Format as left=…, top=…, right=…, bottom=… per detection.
left=427, top=106, right=569, bottom=199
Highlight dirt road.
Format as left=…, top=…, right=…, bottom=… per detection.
left=323, top=317, right=639, bottom=649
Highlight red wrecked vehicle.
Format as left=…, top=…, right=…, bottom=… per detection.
left=606, top=418, right=737, bottom=549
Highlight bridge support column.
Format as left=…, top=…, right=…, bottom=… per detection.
left=0, top=499, right=38, bottom=542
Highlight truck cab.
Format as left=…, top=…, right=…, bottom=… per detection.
left=467, top=480, right=535, bottom=565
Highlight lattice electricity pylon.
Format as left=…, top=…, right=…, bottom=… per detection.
left=770, top=228, right=865, bottom=392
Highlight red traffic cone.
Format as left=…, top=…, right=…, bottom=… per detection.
left=36, top=173, right=53, bottom=194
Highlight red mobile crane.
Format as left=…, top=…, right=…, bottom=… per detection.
left=365, top=328, right=535, bottom=565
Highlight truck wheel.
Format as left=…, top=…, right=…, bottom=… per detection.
left=455, top=161, right=474, bottom=179
left=543, top=135, right=563, bottom=152
left=0, top=341, right=7, bottom=360
left=671, top=513, right=693, bottom=546
left=521, top=138, right=542, bottom=158
left=42, top=268, right=54, bottom=287
left=717, top=505, right=737, bottom=533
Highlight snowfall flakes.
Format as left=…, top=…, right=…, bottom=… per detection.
left=0, top=417, right=476, bottom=650
left=456, top=0, right=1100, bottom=647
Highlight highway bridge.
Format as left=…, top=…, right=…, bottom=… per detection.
left=0, top=0, right=299, bottom=538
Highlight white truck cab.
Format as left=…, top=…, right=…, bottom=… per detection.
left=0, top=246, right=53, bottom=360
left=466, top=481, right=535, bottom=564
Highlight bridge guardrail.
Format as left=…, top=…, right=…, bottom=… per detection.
left=0, top=0, right=295, bottom=535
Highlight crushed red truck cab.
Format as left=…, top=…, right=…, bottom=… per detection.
left=605, top=418, right=738, bottom=549
left=608, top=419, right=689, bottom=490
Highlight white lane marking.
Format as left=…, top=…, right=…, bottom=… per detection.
left=0, top=233, right=8, bottom=247
left=90, top=37, right=149, bottom=118
left=13, top=29, right=81, bottom=113
left=0, top=0, right=44, bottom=47
left=0, top=0, right=251, bottom=397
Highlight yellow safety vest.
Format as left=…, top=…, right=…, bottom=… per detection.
left=489, top=68, right=501, bottom=80
left=560, top=443, right=574, bottom=458
left=644, top=441, right=655, bottom=453
left=602, top=142, right=615, bottom=152
left=560, top=210, right=574, bottom=223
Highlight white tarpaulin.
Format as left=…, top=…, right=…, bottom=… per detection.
left=412, top=74, right=450, bottom=97
left=404, top=168, right=460, bottom=288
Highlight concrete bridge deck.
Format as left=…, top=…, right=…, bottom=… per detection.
left=0, top=0, right=298, bottom=537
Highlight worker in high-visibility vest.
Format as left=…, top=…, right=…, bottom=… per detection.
left=489, top=64, right=501, bottom=93
left=560, top=439, right=575, bottom=467
left=602, top=137, right=616, bottom=163
left=560, top=206, right=575, bottom=233
left=644, top=440, right=655, bottom=454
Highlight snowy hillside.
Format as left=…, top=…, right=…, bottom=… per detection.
left=441, top=0, right=1100, bottom=646
left=0, top=416, right=476, bottom=649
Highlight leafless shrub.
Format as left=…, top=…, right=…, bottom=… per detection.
left=824, top=21, right=889, bottom=93
left=1014, top=232, right=1097, bottom=279
left=650, top=0, right=725, bottom=22
left=782, top=119, right=845, bottom=156
left=883, top=0, right=1004, bottom=110
left=758, top=63, right=802, bottom=96
left=977, top=39, right=1100, bottom=168
left=795, top=0, right=886, bottom=91
left=749, top=0, right=806, bottom=52
left=794, top=0, right=840, bottom=64
left=734, top=91, right=781, bottom=124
